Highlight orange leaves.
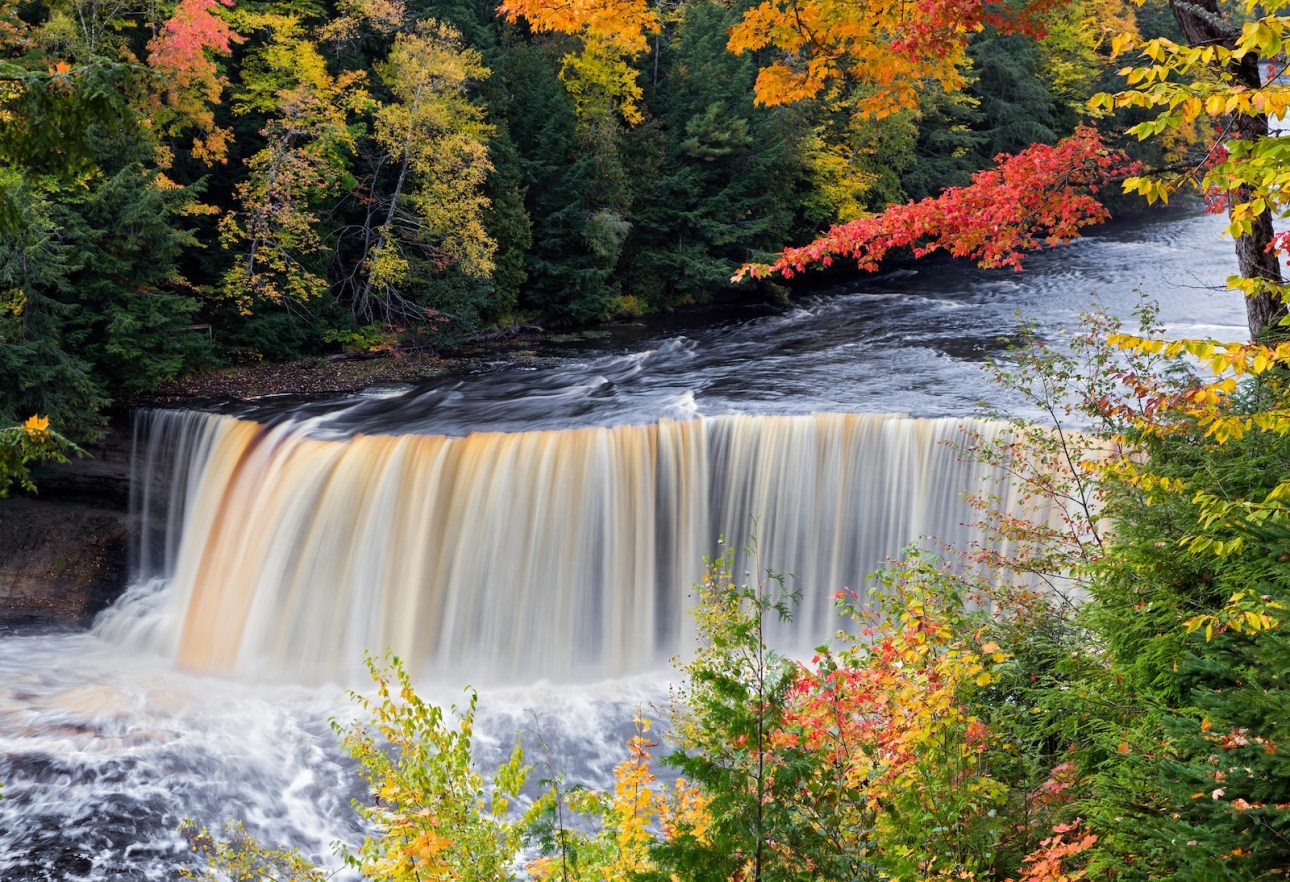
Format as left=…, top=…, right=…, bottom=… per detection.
left=605, top=714, right=662, bottom=875
left=22, top=414, right=49, bottom=436
left=727, top=0, right=1051, bottom=113
left=146, top=0, right=241, bottom=164
left=497, top=0, right=1052, bottom=124
left=498, top=0, right=657, bottom=55
left=1013, top=820, right=1098, bottom=882
left=738, top=126, right=1128, bottom=282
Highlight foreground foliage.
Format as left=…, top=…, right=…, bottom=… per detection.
left=187, top=302, right=1290, bottom=881
left=0, top=414, right=80, bottom=497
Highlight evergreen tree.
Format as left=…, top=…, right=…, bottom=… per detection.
left=968, top=28, right=1069, bottom=162
left=646, top=546, right=812, bottom=882
left=503, top=40, right=622, bottom=324
left=0, top=184, right=110, bottom=440
left=1084, top=389, right=1290, bottom=879
left=55, top=137, right=208, bottom=395
left=624, top=0, right=803, bottom=310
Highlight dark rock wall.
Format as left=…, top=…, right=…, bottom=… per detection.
left=0, top=426, right=133, bottom=628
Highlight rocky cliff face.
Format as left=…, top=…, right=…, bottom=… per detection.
left=0, top=425, right=132, bottom=628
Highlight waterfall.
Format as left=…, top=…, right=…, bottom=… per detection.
left=99, top=410, right=1028, bottom=684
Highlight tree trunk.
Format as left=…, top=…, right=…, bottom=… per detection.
left=1169, top=0, right=1287, bottom=339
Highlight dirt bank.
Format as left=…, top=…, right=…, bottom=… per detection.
left=138, top=350, right=457, bottom=404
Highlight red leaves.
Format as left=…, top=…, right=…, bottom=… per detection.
left=146, top=0, right=242, bottom=162
left=736, top=126, right=1134, bottom=283
left=148, top=0, right=239, bottom=87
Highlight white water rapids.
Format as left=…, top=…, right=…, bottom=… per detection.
left=0, top=206, right=1250, bottom=879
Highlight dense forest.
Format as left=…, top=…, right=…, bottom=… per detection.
left=5, top=0, right=1290, bottom=878
left=0, top=0, right=1185, bottom=445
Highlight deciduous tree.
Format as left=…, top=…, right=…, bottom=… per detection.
left=346, top=20, right=495, bottom=326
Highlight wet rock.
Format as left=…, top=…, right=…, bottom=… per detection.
left=0, top=427, right=132, bottom=628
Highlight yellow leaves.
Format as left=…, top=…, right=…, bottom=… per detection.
left=1108, top=334, right=1290, bottom=382
left=1109, top=31, right=1135, bottom=59
left=559, top=36, right=645, bottom=127
left=0, top=286, right=24, bottom=317
left=1236, top=19, right=1283, bottom=59
left=336, top=655, right=527, bottom=882
left=1186, top=592, right=1284, bottom=640
left=22, top=414, right=49, bottom=436
left=1091, top=10, right=1290, bottom=224
left=1120, top=175, right=1170, bottom=204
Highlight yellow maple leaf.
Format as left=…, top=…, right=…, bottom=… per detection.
left=23, top=414, right=50, bottom=435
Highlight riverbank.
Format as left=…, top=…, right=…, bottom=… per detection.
left=0, top=426, right=131, bottom=628
left=0, top=330, right=557, bottom=626
left=136, top=349, right=454, bottom=404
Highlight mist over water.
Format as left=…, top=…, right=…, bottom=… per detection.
left=0, top=206, right=1251, bottom=879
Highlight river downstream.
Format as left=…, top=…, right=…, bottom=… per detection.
left=0, top=205, right=1251, bottom=879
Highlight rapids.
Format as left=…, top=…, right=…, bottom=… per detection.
left=0, top=206, right=1249, bottom=879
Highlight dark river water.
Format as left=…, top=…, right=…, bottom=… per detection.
left=236, top=205, right=1246, bottom=437
left=0, top=205, right=1251, bottom=880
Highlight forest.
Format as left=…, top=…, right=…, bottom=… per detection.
left=0, top=0, right=1188, bottom=448
left=4, top=0, right=1290, bottom=878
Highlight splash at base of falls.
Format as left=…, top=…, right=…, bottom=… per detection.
left=99, top=410, right=1034, bottom=685
left=0, top=630, right=665, bottom=881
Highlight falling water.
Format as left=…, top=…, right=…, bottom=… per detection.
left=1, top=205, right=1248, bottom=880
left=97, top=409, right=1030, bottom=685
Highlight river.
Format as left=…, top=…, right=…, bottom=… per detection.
left=0, top=206, right=1250, bottom=879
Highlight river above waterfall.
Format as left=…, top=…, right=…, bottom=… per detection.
left=233, top=205, right=1247, bottom=438
left=0, top=205, right=1254, bottom=880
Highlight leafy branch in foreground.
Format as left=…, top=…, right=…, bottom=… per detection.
left=646, top=539, right=803, bottom=882
left=180, top=820, right=330, bottom=882
left=334, top=652, right=528, bottom=881
left=0, top=414, right=81, bottom=497
left=183, top=652, right=529, bottom=882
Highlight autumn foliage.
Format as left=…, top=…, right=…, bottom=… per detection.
left=737, top=126, right=1131, bottom=280
left=146, top=0, right=241, bottom=164
left=727, top=0, right=1056, bottom=116
left=0, top=414, right=79, bottom=496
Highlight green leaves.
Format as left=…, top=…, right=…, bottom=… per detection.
left=648, top=540, right=808, bottom=882
left=0, top=415, right=80, bottom=496
left=334, top=651, right=528, bottom=882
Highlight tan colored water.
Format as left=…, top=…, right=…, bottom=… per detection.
left=110, top=410, right=1028, bottom=683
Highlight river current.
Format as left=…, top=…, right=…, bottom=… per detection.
left=0, top=206, right=1250, bottom=879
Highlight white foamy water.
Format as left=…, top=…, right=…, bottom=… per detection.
left=0, top=204, right=1253, bottom=878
